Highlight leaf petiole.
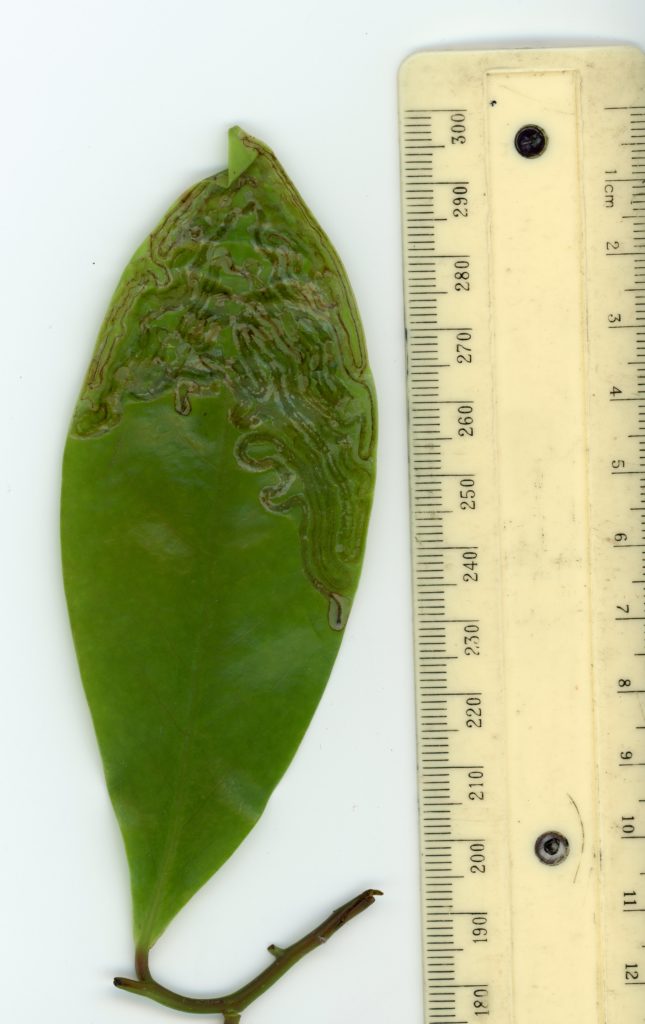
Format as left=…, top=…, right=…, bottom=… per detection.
left=114, top=888, right=382, bottom=1019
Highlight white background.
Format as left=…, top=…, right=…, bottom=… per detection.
left=2, top=2, right=644, bottom=1023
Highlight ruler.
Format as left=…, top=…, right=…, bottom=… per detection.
left=399, top=46, right=645, bottom=1024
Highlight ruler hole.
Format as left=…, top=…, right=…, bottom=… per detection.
left=514, top=124, right=548, bottom=159
left=535, top=831, right=569, bottom=866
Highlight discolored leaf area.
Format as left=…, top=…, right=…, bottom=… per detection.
left=60, top=126, right=377, bottom=967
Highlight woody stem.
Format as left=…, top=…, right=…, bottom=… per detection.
left=114, top=887, right=382, bottom=1019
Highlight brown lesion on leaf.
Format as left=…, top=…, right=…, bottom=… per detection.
left=71, top=134, right=376, bottom=630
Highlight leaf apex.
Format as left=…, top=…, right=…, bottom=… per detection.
left=228, top=126, right=260, bottom=186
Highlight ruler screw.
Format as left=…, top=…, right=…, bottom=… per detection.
left=535, top=831, right=569, bottom=866
left=514, top=124, right=548, bottom=159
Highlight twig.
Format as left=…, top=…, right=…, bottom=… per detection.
left=114, top=887, right=382, bottom=1019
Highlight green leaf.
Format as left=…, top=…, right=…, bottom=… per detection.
left=61, top=126, right=377, bottom=955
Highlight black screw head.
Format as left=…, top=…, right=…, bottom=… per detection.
left=515, top=124, right=548, bottom=159
left=535, top=830, right=570, bottom=866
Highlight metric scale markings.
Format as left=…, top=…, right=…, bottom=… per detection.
left=403, top=98, right=495, bottom=1024
left=400, top=47, right=645, bottom=1024
left=604, top=100, right=645, bottom=1016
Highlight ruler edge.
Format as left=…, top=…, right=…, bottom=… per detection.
left=398, top=43, right=645, bottom=80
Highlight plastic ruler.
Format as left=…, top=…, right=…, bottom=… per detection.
left=399, top=46, right=645, bottom=1024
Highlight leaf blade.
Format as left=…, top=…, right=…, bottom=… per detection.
left=61, top=129, right=376, bottom=949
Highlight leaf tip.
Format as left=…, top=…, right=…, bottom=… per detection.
left=228, top=126, right=260, bottom=186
